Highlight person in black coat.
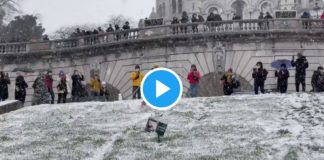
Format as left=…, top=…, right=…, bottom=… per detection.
left=275, top=64, right=290, bottom=93
left=0, top=72, right=10, bottom=101
left=191, top=13, right=199, bottom=33
left=252, top=62, right=268, bottom=94
left=57, top=76, right=68, bottom=104
left=71, top=70, right=84, bottom=102
left=264, top=12, right=273, bottom=29
left=106, top=24, right=114, bottom=32
left=171, top=17, right=180, bottom=34
left=122, top=21, right=130, bottom=39
left=291, top=52, right=309, bottom=92
left=311, top=66, right=324, bottom=92
left=180, top=11, right=189, bottom=33
left=15, top=74, right=28, bottom=104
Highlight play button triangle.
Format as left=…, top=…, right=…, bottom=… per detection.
left=156, top=80, right=170, bottom=98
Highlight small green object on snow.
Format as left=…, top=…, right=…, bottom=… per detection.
left=156, top=122, right=167, bottom=138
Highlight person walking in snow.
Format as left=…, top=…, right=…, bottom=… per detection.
left=32, top=72, right=50, bottom=105
left=220, top=68, right=240, bottom=96
left=130, top=65, right=144, bottom=99
left=71, top=70, right=84, bottom=102
left=15, top=73, right=28, bottom=104
left=45, top=71, right=55, bottom=104
left=57, top=76, right=68, bottom=104
left=252, top=62, right=268, bottom=94
left=291, top=52, right=309, bottom=92
left=187, top=64, right=201, bottom=97
left=311, top=66, right=324, bottom=92
left=275, top=64, right=290, bottom=93
left=0, top=72, right=10, bottom=101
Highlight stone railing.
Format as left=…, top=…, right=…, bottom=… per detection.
left=0, top=19, right=324, bottom=54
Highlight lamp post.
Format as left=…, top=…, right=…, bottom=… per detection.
left=314, top=2, right=321, bottom=19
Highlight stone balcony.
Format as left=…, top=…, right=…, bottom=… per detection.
left=1, top=18, right=324, bottom=56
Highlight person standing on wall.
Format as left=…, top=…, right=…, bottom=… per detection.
left=187, top=64, right=201, bottom=97
left=291, top=52, right=309, bottom=92
left=130, top=65, right=144, bottom=99
left=45, top=70, right=55, bottom=104
left=275, top=64, right=290, bottom=93
left=252, top=62, right=268, bottom=94
left=0, top=72, right=10, bottom=101
left=15, top=72, right=28, bottom=104
left=71, top=70, right=84, bottom=102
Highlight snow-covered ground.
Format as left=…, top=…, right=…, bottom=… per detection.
left=1, top=93, right=324, bottom=160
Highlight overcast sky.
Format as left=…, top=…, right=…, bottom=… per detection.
left=21, top=0, right=155, bottom=34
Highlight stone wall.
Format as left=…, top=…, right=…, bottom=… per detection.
left=0, top=33, right=323, bottom=106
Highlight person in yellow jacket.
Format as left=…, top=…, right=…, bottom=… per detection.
left=90, top=74, right=102, bottom=98
left=130, top=65, right=144, bottom=99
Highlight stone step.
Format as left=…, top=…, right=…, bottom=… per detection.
left=0, top=100, right=23, bottom=115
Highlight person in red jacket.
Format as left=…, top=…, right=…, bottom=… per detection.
left=187, top=64, right=201, bottom=97
left=45, top=70, right=55, bottom=104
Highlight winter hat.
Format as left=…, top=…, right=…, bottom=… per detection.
left=59, top=70, right=65, bottom=77
left=318, top=66, right=324, bottom=70
left=256, top=61, right=263, bottom=66
left=135, top=65, right=140, bottom=69
left=191, top=64, right=196, bottom=69
left=228, top=68, right=233, bottom=72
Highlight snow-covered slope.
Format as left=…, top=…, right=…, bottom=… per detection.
left=1, top=93, right=324, bottom=160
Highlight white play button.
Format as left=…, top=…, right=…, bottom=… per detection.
left=156, top=80, right=170, bottom=98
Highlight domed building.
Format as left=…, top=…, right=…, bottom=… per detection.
left=154, top=0, right=324, bottom=22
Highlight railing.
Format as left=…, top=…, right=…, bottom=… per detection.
left=1, top=19, right=324, bottom=54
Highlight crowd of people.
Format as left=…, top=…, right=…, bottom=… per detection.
left=167, top=10, right=324, bottom=34
left=0, top=53, right=323, bottom=106
left=69, top=21, right=131, bottom=39
left=129, top=52, right=323, bottom=100
left=220, top=52, right=323, bottom=96
left=0, top=69, right=112, bottom=105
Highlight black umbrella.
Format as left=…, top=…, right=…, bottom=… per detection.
left=12, top=67, right=34, bottom=73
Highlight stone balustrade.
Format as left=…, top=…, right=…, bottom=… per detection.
left=0, top=18, right=323, bottom=55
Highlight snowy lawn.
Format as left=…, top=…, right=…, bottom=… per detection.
left=1, top=93, right=324, bottom=160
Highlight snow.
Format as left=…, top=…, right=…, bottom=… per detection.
left=1, top=93, right=324, bottom=159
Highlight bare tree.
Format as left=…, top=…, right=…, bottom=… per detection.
left=105, top=14, right=135, bottom=28
left=51, top=23, right=99, bottom=39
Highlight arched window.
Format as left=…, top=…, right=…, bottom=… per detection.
left=172, top=0, right=177, bottom=14
left=208, top=7, right=219, bottom=14
left=231, top=0, right=246, bottom=18
left=178, top=0, right=183, bottom=14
